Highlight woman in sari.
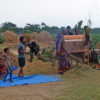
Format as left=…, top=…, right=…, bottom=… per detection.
left=56, top=28, right=72, bottom=74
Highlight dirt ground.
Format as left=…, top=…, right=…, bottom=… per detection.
left=1, top=69, right=100, bottom=100
left=0, top=81, right=66, bottom=100
left=1, top=43, right=100, bottom=100
left=0, top=43, right=61, bottom=100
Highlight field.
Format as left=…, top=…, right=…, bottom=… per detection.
left=1, top=66, right=100, bottom=100
left=91, top=34, right=100, bottom=47
left=0, top=33, right=100, bottom=100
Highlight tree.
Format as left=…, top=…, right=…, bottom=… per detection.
left=24, top=23, right=42, bottom=33
left=0, top=22, right=17, bottom=32
left=74, top=20, right=83, bottom=34
left=0, top=22, right=22, bottom=34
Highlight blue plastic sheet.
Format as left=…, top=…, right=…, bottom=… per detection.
left=0, top=66, right=62, bottom=87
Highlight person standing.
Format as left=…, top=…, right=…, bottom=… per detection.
left=3, top=48, right=13, bottom=82
left=56, top=29, right=72, bottom=74
left=18, top=36, right=26, bottom=77
left=75, top=29, right=79, bottom=35
left=66, top=26, right=73, bottom=35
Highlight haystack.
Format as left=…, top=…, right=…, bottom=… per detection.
left=38, top=31, right=53, bottom=42
left=31, top=32, right=38, bottom=40
left=3, top=30, right=18, bottom=44
left=96, top=42, right=100, bottom=49
left=22, top=33, right=32, bottom=43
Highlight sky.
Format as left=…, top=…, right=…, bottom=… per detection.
left=0, top=0, right=100, bottom=28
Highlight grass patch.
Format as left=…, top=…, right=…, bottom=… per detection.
left=56, top=64, right=100, bottom=100
left=0, top=44, right=6, bottom=49
left=91, top=34, right=100, bottom=47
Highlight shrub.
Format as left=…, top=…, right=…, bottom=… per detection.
left=0, top=34, right=4, bottom=43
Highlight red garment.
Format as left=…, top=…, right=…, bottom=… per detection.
left=0, top=62, right=5, bottom=74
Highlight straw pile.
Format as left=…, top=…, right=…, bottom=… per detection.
left=22, top=33, right=32, bottom=43
left=3, top=30, right=18, bottom=44
left=38, top=31, right=53, bottom=42
left=31, top=32, right=38, bottom=40
left=96, top=42, right=100, bottom=49
left=23, top=60, right=57, bottom=75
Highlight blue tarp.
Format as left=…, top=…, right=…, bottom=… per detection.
left=0, top=66, right=62, bottom=87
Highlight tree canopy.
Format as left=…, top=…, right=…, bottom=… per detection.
left=0, top=21, right=100, bottom=35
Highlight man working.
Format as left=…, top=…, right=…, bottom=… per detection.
left=26, top=41, right=41, bottom=62
left=75, top=29, right=79, bottom=35
left=66, top=26, right=73, bottom=35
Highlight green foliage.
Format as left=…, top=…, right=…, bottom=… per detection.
left=91, top=28, right=100, bottom=34
left=24, top=23, right=42, bottom=33
left=91, top=34, right=100, bottom=47
left=41, top=46, right=56, bottom=63
left=74, top=20, right=83, bottom=34
left=0, top=22, right=24, bottom=34
left=0, top=21, right=100, bottom=38
left=0, top=34, right=4, bottom=44
left=25, top=29, right=31, bottom=34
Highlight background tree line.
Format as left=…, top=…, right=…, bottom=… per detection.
left=0, top=22, right=100, bottom=35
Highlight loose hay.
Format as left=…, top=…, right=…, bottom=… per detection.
left=62, top=63, right=91, bottom=78
left=23, top=60, right=57, bottom=75
left=3, top=30, right=18, bottom=44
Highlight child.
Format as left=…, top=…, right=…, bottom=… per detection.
left=0, top=52, right=5, bottom=80
left=18, top=36, right=26, bottom=77
left=3, top=48, right=13, bottom=82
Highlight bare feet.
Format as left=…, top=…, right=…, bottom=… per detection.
left=3, top=79, right=6, bottom=82
left=0, top=77, right=2, bottom=80
left=22, top=74, right=24, bottom=78
left=9, top=79, right=14, bottom=82
left=18, top=74, right=22, bottom=78
left=18, top=74, right=24, bottom=78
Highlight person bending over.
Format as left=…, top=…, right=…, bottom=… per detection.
left=27, top=41, right=41, bottom=62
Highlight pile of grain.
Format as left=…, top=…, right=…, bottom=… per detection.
left=22, top=33, right=32, bottom=43
left=31, top=32, right=38, bottom=40
left=38, top=31, right=53, bottom=42
left=96, top=42, right=100, bottom=49
left=3, top=30, right=18, bottom=44
left=23, top=60, right=57, bottom=75
left=63, top=64, right=91, bottom=78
